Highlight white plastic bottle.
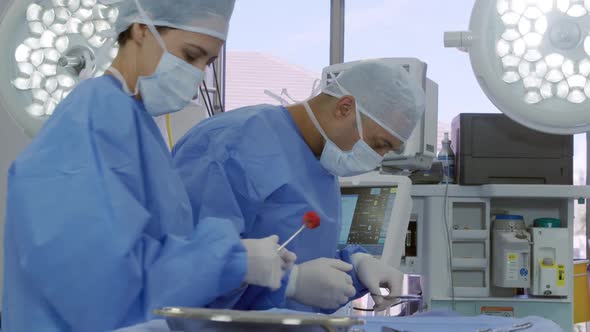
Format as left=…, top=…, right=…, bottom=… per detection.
left=438, top=132, right=456, bottom=184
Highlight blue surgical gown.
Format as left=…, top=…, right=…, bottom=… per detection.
left=173, top=105, right=368, bottom=312
left=2, top=76, right=247, bottom=332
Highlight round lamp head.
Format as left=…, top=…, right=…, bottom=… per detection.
left=0, top=0, right=119, bottom=137
left=446, top=0, right=590, bottom=134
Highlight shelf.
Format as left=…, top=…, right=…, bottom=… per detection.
left=452, top=230, right=488, bottom=241
left=452, top=258, right=488, bottom=270
left=411, top=184, right=590, bottom=199
left=431, top=296, right=572, bottom=303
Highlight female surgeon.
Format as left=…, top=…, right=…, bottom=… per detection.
left=2, top=0, right=295, bottom=331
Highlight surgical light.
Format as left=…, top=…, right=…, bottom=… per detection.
left=445, top=0, right=590, bottom=134
left=0, top=0, right=119, bottom=137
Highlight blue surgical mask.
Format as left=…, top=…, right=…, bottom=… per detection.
left=108, top=52, right=204, bottom=117
left=137, top=52, right=204, bottom=116
left=108, top=0, right=205, bottom=116
left=302, top=100, right=384, bottom=177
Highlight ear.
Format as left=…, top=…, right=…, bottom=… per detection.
left=333, top=95, right=356, bottom=120
left=130, top=23, right=149, bottom=46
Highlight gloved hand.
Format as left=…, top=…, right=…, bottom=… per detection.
left=286, top=258, right=357, bottom=309
left=242, top=235, right=296, bottom=290
left=279, top=247, right=297, bottom=271
left=352, top=253, right=403, bottom=308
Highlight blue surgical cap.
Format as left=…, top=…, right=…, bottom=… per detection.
left=101, top=0, right=235, bottom=41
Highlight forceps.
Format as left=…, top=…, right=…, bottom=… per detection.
left=476, top=322, right=533, bottom=332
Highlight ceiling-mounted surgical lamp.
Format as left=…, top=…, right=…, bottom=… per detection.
left=0, top=0, right=119, bottom=137
left=445, top=0, right=590, bottom=134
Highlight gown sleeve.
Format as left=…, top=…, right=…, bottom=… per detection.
left=173, top=121, right=369, bottom=313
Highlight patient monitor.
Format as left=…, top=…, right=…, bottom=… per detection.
left=339, top=173, right=413, bottom=271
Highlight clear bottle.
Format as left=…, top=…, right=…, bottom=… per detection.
left=438, top=132, right=456, bottom=184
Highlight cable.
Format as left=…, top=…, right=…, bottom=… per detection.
left=165, top=114, right=173, bottom=150
left=352, top=305, right=401, bottom=312
left=212, top=63, right=225, bottom=113
left=442, top=161, right=456, bottom=311
left=199, top=86, right=213, bottom=118
left=200, top=86, right=212, bottom=117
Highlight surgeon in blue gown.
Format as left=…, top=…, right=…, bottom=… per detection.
left=2, top=1, right=295, bottom=331
left=173, top=59, right=426, bottom=312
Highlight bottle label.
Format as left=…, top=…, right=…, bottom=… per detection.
left=438, top=157, right=455, bottom=184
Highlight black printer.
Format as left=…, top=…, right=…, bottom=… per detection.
left=451, top=113, right=573, bottom=185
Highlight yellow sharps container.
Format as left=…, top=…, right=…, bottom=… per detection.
left=574, top=259, right=590, bottom=323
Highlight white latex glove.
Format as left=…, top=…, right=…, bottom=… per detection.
left=352, top=253, right=403, bottom=308
left=242, top=236, right=296, bottom=290
left=279, top=247, right=297, bottom=271
left=286, top=258, right=357, bottom=309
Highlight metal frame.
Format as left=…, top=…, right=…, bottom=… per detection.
left=211, top=45, right=226, bottom=115
left=587, top=133, right=590, bottom=258
left=330, top=0, right=345, bottom=65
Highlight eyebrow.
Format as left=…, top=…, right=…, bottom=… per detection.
left=380, top=138, right=395, bottom=149
left=184, top=43, right=209, bottom=57
left=184, top=43, right=218, bottom=65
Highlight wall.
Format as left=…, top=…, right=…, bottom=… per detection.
left=170, top=101, right=210, bottom=144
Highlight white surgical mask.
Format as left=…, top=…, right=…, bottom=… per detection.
left=107, top=0, right=205, bottom=117
left=302, top=100, right=384, bottom=177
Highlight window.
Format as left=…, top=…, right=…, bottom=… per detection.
left=225, top=0, right=330, bottom=110
left=345, top=0, right=499, bottom=128
left=574, top=134, right=587, bottom=259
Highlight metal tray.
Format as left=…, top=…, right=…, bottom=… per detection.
left=154, top=307, right=365, bottom=332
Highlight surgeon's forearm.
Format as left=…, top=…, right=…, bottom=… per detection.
left=144, top=217, right=248, bottom=309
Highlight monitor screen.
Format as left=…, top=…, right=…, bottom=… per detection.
left=339, top=186, right=398, bottom=255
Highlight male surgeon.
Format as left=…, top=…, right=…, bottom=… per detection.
left=173, top=59, right=425, bottom=312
